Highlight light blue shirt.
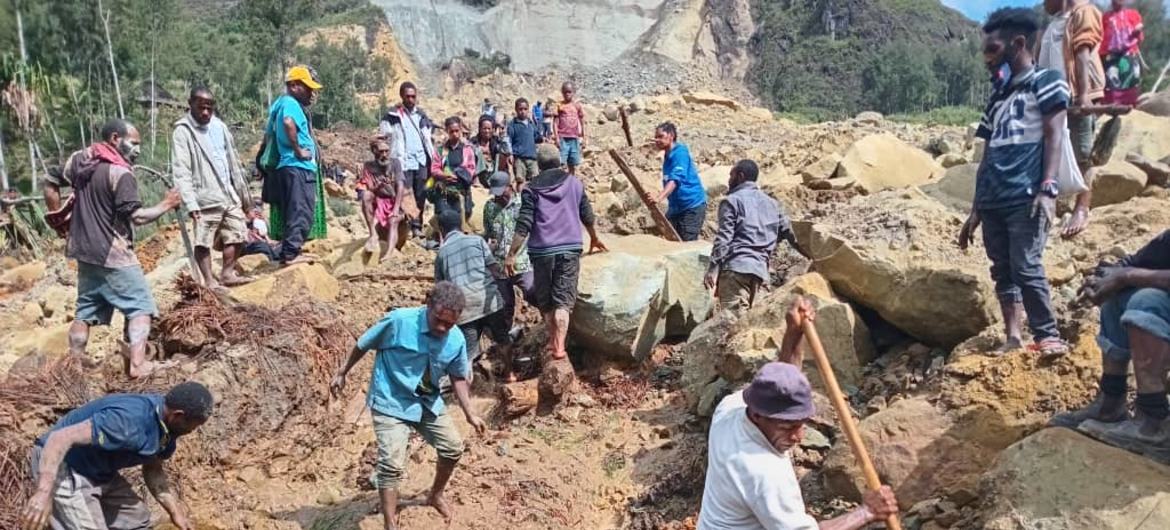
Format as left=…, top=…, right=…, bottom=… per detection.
left=357, top=307, right=470, bottom=421
left=267, top=94, right=317, bottom=172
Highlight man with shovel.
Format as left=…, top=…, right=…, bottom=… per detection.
left=698, top=298, right=899, bottom=530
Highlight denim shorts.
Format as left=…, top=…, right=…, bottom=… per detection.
left=76, top=262, right=158, bottom=326
left=559, top=138, right=582, bottom=167
left=1098, top=287, right=1170, bottom=363
left=371, top=410, right=464, bottom=490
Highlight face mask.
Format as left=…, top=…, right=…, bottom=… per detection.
left=991, top=43, right=1017, bottom=90
left=119, top=140, right=141, bottom=163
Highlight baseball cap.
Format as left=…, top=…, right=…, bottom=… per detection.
left=286, top=66, right=323, bottom=90
left=488, top=171, right=511, bottom=196
left=742, top=362, right=816, bottom=421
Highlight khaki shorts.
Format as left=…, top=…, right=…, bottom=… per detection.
left=193, top=206, right=248, bottom=250
left=716, top=270, right=762, bottom=311
left=371, top=409, right=464, bottom=490
left=30, top=446, right=152, bottom=530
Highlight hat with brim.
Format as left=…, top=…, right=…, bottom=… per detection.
left=742, top=362, right=816, bottom=421
left=286, top=65, right=323, bottom=90
left=488, top=171, right=511, bottom=196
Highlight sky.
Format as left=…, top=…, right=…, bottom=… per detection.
left=940, top=0, right=1170, bottom=21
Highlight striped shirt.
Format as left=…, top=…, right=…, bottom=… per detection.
left=434, top=230, right=504, bottom=324
left=974, top=68, right=1069, bottom=211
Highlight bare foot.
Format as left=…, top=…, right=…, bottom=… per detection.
left=1061, top=208, right=1090, bottom=240
left=549, top=350, right=568, bottom=361
left=364, top=236, right=380, bottom=253
left=220, top=272, right=255, bottom=287
left=281, top=255, right=316, bottom=267
left=128, top=359, right=174, bottom=379
left=994, top=336, right=1023, bottom=355
left=503, top=371, right=518, bottom=384
left=427, top=492, right=453, bottom=524
left=379, top=249, right=398, bottom=264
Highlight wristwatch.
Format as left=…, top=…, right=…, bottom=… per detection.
left=1039, top=179, right=1059, bottom=198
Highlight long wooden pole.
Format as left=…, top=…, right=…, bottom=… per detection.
left=608, top=149, right=680, bottom=242
left=803, top=320, right=902, bottom=530
left=619, top=107, right=633, bottom=147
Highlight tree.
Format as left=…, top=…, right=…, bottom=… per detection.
left=862, top=41, right=942, bottom=114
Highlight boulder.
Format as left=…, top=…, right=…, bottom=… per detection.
left=1137, top=90, right=1170, bottom=117
left=822, top=398, right=998, bottom=509
left=1125, top=152, right=1170, bottom=187
left=0, top=323, right=70, bottom=364
left=935, top=153, right=967, bottom=168
left=230, top=263, right=339, bottom=307
left=681, top=273, right=874, bottom=412
left=800, top=153, right=843, bottom=184
left=835, top=134, right=942, bottom=193
left=40, top=285, right=75, bottom=322
left=855, top=111, right=884, bottom=125
left=921, top=163, right=977, bottom=213
left=602, top=104, right=621, bottom=122
left=323, top=179, right=348, bottom=199
left=1093, top=110, right=1170, bottom=165
left=1090, top=160, right=1148, bottom=208
left=571, top=235, right=712, bottom=363
left=747, top=107, right=774, bottom=121
left=700, top=165, right=732, bottom=199
left=978, top=428, right=1170, bottom=530
left=0, top=261, right=46, bottom=292
left=682, top=91, right=742, bottom=110
left=793, top=191, right=998, bottom=346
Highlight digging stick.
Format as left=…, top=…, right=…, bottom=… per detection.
left=1150, top=57, right=1170, bottom=94
left=619, top=107, right=633, bottom=147
left=608, top=149, right=681, bottom=241
left=803, top=320, right=902, bottom=530
left=1068, top=104, right=1133, bottom=117
left=135, top=165, right=203, bottom=285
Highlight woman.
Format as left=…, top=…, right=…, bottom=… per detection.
left=1101, top=0, right=1144, bottom=106
left=471, top=114, right=509, bottom=187
left=430, top=116, right=484, bottom=223
left=644, top=122, right=707, bottom=241
left=357, top=136, right=407, bottom=262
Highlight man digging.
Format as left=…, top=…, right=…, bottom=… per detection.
left=172, top=86, right=255, bottom=290
left=331, top=282, right=487, bottom=529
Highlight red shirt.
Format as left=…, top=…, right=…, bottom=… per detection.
left=555, top=100, right=584, bottom=139
left=1101, top=8, right=1143, bottom=56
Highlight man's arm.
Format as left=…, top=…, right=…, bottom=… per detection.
left=1041, top=110, right=1065, bottom=185
left=447, top=346, right=486, bottom=435
left=43, top=183, right=62, bottom=211
left=578, top=104, right=587, bottom=145
left=31, top=422, right=93, bottom=499
left=653, top=180, right=678, bottom=204
left=131, top=190, right=181, bottom=226
left=708, top=200, right=736, bottom=273
left=1070, top=8, right=1103, bottom=107
left=170, top=128, right=200, bottom=215
left=777, top=297, right=814, bottom=366
left=579, top=190, right=606, bottom=252
left=143, top=459, right=191, bottom=529
left=282, top=115, right=310, bottom=161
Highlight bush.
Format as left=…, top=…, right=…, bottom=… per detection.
left=327, top=196, right=356, bottom=218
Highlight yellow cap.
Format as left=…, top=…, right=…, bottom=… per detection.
left=285, top=66, right=323, bottom=90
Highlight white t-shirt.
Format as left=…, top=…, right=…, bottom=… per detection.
left=697, top=391, right=818, bottom=530
left=1038, top=13, right=1069, bottom=74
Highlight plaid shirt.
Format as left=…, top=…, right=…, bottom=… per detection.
left=435, top=231, right=504, bottom=324
left=483, top=195, right=531, bottom=275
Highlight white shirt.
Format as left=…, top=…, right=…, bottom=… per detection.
left=697, top=391, right=818, bottom=530
left=1038, top=13, right=1069, bottom=74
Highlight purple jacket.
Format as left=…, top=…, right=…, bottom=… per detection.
left=515, top=168, right=595, bottom=257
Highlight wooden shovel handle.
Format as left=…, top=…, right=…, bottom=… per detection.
left=803, top=320, right=902, bottom=530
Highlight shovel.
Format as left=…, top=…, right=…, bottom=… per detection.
left=803, top=319, right=903, bottom=530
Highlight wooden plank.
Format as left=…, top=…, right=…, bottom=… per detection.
left=619, top=106, right=633, bottom=147
left=608, top=149, right=681, bottom=242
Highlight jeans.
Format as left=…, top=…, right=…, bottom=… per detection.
left=276, top=166, right=317, bottom=262
left=669, top=203, right=707, bottom=241
left=404, top=168, right=427, bottom=230
left=979, top=203, right=1059, bottom=341
left=1098, top=288, right=1170, bottom=363
left=559, top=138, right=582, bottom=167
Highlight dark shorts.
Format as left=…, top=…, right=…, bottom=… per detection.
left=76, top=262, right=158, bottom=326
left=460, top=309, right=512, bottom=362
left=669, top=203, right=707, bottom=242
left=531, top=252, right=581, bottom=313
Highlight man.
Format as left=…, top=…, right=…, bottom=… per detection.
left=507, top=98, right=543, bottom=187
left=705, top=159, right=806, bottom=311
left=380, top=81, right=437, bottom=237
left=552, top=82, right=586, bottom=174
left=43, top=166, right=69, bottom=212
left=265, top=65, right=322, bottom=266
left=434, top=209, right=512, bottom=372
left=20, top=381, right=213, bottom=530
left=172, top=86, right=254, bottom=290
left=430, top=116, right=484, bottom=224
left=1060, top=0, right=1105, bottom=239
left=645, top=122, right=707, bottom=241
left=1051, top=230, right=1170, bottom=451
left=357, top=136, right=406, bottom=261
left=506, top=144, right=606, bottom=362
left=1038, top=0, right=1070, bottom=74
left=958, top=8, right=1069, bottom=358
left=330, top=282, right=487, bottom=530
left=484, top=171, right=534, bottom=382
left=242, top=205, right=280, bottom=262
left=66, top=119, right=182, bottom=378
left=699, top=299, right=898, bottom=530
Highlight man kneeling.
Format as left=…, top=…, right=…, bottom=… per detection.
left=1052, top=230, right=1170, bottom=453
left=331, top=281, right=487, bottom=529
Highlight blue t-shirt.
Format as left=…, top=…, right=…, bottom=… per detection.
left=974, top=68, right=1069, bottom=211
left=37, top=394, right=177, bottom=483
left=267, top=94, right=317, bottom=172
left=662, top=142, right=707, bottom=216
left=357, top=307, right=471, bottom=422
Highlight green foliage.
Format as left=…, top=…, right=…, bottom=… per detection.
left=750, top=0, right=986, bottom=117
left=327, top=196, right=356, bottom=218
left=888, top=105, right=983, bottom=126
left=1134, top=0, right=1170, bottom=93
left=298, top=37, right=390, bottom=129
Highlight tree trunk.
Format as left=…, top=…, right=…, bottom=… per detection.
left=98, top=0, right=126, bottom=120
left=15, top=0, right=38, bottom=191
left=0, top=127, right=9, bottom=191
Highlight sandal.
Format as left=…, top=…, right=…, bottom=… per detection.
left=1030, top=337, right=1069, bottom=360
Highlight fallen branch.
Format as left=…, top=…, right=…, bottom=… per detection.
left=608, top=149, right=680, bottom=242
